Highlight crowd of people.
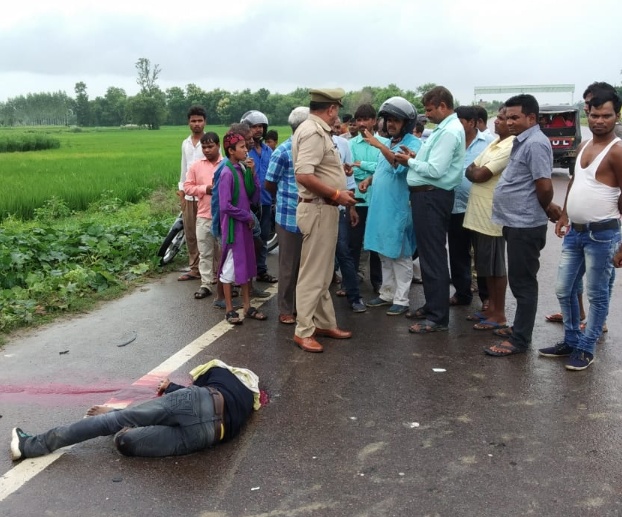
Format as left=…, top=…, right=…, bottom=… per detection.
left=177, top=82, right=622, bottom=366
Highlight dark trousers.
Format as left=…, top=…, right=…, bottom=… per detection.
left=349, top=205, right=382, bottom=289
left=448, top=212, right=473, bottom=304
left=504, top=225, right=547, bottom=349
left=411, top=189, right=454, bottom=326
left=276, top=224, right=302, bottom=316
left=336, top=209, right=360, bottom=304
left=256, top=204, right=272, bottom=275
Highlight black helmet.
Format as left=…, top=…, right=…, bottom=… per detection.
left=240, top=110, right=269, bottom=138
left=378, top=97, right=417, bottom=137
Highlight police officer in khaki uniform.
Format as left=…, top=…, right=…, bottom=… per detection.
left=292, top=88, right=357, bottom=353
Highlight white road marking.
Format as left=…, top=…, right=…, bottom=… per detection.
left=0, top=291, right=275, bottom=503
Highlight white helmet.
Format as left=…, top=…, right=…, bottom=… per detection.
left=240, top=110, right=269, bottom=138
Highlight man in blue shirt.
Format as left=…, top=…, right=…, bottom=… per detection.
left=449, top=106, right=490, bottom=307
left=241, top=110, right=276, bottom=284
left=396, top=86, right=465, bottom=334
left=485, top=94, right=554, bottom=357
left=265, top=107, right=309, bottom=324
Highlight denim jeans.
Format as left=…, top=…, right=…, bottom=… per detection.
left=22, top=386, right=218, bottom=458
left=504, top=225, right=547, bottom=349
left=556, top=226, right=621, bottom=355
left=335, top=209, right=360, bottom=304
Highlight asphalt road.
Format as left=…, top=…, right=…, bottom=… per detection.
left=2, top=172, right=622, bottom=517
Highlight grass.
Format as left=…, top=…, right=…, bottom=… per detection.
left=0, top=125, right=292, bottom=221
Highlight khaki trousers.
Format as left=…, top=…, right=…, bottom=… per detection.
left=295, top=203, right=339, bottom=338
left=181, top=198, right=200, bottom=276
left=196, top=217, right=218, bottom=289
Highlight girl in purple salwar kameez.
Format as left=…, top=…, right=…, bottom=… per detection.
left=218, top=132, right=266, bottom=324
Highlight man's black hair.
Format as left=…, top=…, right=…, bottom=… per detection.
left=265, top=129, right=278, bottom=141
left=504, top=94, right=540, bottom=118
left=354, top=104, right=377, bottom=119
left=588, top=90, right=622, bottom=115
left=187, top=105, right=207, bottom=120
left=455, top=106, right=478, bottom=122
left=475, top=105, right=488, bottom=124
left=342, top=114, right=353, bottom=123
left=422, top=86, right=454, bottom=110
left=583, top=81, right=617, bottom=101
left=414, top=122, right=425, bottom=134
left=200, top=132, right=219, bottom=144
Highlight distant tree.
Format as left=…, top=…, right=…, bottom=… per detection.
left=415, top=82, right=439, bottom=97
left=74, top=82, right=90, bottom=126
left=165, top=87, right=187, bottom=125
left=102, top=87, right=127, bottom=126
left=135, top=58, right=161, bottom=95
left=127, top=88, right=166, bottom=129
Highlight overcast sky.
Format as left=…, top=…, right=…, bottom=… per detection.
left=2, top=0, right=621, bottom=107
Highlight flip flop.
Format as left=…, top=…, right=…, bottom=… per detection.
left=405, top=306, right=427, bottom=320
left=178, top=273, right=200, bottom=281
left=279, top=314, right=296, bottom=324
left=194, top=287, right=212, bottom=299
left=473, top=319, right=508, bottom=331
left=484, top=341, right=527, bottom=357
left=408, top=320, right=449, bottom=334
left=335, top=289, right=347, bottom=297
left=245, top=307, right=267, bottom=321
left=466, top=311, right=487, bottom=322
left=545, top=313, right=563, bottom=323
left=493, top=326, right=513, bottom=337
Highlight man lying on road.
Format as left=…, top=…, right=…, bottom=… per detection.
left=11, top=360, right=263, bottom=460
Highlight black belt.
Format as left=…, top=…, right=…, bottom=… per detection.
left=409, top=185, right=437, bottom=193
left=571, top=220, right=620, bottom=232
left=207, top=386, right=225, bottom=441
left=297, top=196, right=339, bottom=207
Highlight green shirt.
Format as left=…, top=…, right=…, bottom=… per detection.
left=349, top=133, right=387, bottom=206
left=406, top=113, right=465, bottom=191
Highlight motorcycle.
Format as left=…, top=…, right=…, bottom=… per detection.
left=157, top=205, right=278, bottom=267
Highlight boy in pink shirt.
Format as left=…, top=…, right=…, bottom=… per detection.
left=184, top=132, right=223, bottom=299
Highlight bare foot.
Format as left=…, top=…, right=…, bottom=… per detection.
left=85, top=405, right=114, bottom=417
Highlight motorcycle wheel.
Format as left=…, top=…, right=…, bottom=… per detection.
left=157, top=227, right=186, bottom=266
left=266, top=204, right=278, bottom=252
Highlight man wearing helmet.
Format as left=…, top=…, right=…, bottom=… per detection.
left=358, top=97, right=421, bottom=317
left=396, top=86, right=466, bottom=334
left=291, top=88, right=356, bottom=353
left=240, top=110, right=277, bottom=284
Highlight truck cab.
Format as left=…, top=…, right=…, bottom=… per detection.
left=539, top=105, right=582, bottom=174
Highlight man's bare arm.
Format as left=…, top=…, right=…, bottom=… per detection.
left=296, top=174, right=356, bottom=206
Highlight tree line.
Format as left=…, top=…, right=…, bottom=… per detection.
left=0, top=58, right=444, bottom=129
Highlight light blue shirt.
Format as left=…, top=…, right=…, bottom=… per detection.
left=349, top=134, right=382, bottom=206
left=452, top=130, right=490, bottom=214
left=406, top=113, right=465, bottom=191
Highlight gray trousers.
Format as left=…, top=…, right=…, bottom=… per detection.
left=22, top=386, right=218, bottom=458
left=276, top=223, right=303, bottom=315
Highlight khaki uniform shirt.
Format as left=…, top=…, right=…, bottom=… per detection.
left=292, top=114, right=346, bottom=199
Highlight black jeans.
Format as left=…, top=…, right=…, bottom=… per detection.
left=448, top=212, right=473, bottom=304
left=411, top=189, right=454, bottom=326
left=504, top=225, right=547, bottom=349
left=349, top=205, right=382, bottom=289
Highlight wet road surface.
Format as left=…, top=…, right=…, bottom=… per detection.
left=2, top=172, right=622, bottom=516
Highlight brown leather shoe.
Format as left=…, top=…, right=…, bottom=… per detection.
left=314, top=328, right=352, bottom=339
left=293, top=335, right=323, bottom=353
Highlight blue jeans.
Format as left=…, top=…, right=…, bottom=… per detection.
left=22, top=386, right=218, bottom=458
left=335, top=209, right=360, bottom=304
left=556, top=226, right=620, bottom=355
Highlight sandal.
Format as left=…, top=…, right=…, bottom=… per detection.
left=408, top=320, right=449, bottom=334
left=194, top=287, right=212, bottom=299
left=473, top=319, right=508, bottom=331
left=484, top=341, right=526, bottom=357
left=279, top=314, right=296, bottom=324
left=226, top=310, right=242, bottom=325
left=466, top=311, right=487, bottom=322
left=257, top=272, right=278, bottom=283
left=449, top=295, right=471, bottom=306
left=336, top=289, right=347, bottom=297
left=545, top=312, right=563, bottom=323
left=493, top=326, right=513, bottom=337
left=405, top=306, right=427, bottom=320
left=178, top=273, right=200, bottom=281
left=245, top=307, right=267, bottom=320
